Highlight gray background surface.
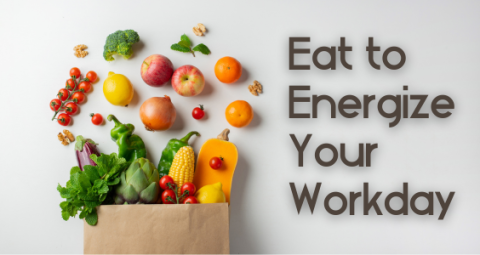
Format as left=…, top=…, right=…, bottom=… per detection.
left=1, top=0, right=479, bottom=253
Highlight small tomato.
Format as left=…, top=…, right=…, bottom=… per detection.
left=90, top=113, right=103, bottom=125
left=183, top=196, right=198, bottom=204
left=209, top=157, right=223, bottom=170
left=71, top=92, right=85, bottom=104
left=70, top=67, right=81, bottom=78
left=65, top=102, right=78, bottom=115
left=161, top=189, right=176, bottom=204
left=86, top=71, right=98, bottom=83
left=192, top=105, right=205, bottom=120
left=57, top=88, right=69, bottom=101
left=78, top=81, right=92, bottom=93
left=65, top=78, right=75, bottom=91
left=50, top=99, right=61, bottom=111
left=180, top=182, right=196, bottom=197
left=57, top=113, right=71, bottom=126
left=159, top=176, right=175, bottom=190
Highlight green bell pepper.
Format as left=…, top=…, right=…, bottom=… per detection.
left=158, top=131, right=200, bottom=177
left=107, top=114, right=146, bottom=162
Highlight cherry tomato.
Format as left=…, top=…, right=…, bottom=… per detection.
left=50, top=99, right=61, bottom=111
left=161, top=189, right=176, bottom=204
left=57, top=113, right=71, bottom=126
left=86, top=71, right=98, bottom=83
left=65, top=102, right=78, bottom=115
left=78, top=81, right=92, bottom=93
left=159, top=176, right=175, bottom=190
left=65, top=79, right=75, bottom=91
left=90, top=113, right=103, bottom=125
left=183, top=196, right=198, bottom=204
left=57, top=88, right=69, bottom=101
left=192, top=105, right=205, bottom=120
left=209, top=157, right=223, bottom=170
left=180, top=182, right=196, bottom=197
left=70, top=67, right=81, bottom=78
left=71, top=92, right=85, bottom=104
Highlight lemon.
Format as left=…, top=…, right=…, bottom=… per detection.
left=103, top=71, right=134, bottom=106
left=195, top=182, right=226, bottom=204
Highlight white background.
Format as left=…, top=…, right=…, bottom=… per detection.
left=1, top=0, right=480, bottom=253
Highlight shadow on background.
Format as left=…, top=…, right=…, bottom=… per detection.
left=229, top=152, right=258, bottom=253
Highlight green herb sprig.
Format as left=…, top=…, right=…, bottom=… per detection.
left=57, top=153, right=129, bottom=226
left=171, top=34, right=210, bottom=57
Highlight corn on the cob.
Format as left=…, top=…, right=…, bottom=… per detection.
left=168, top=146, right=195, bottom=196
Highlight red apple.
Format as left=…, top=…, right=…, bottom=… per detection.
left=171, top=65, right=205, bottom=97
left=141, top=54, right=174, bottom=87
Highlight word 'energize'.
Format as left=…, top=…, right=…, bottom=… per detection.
left=289, top=86, right=454, bottom=128
left=289, top=37, right=405, bottom=70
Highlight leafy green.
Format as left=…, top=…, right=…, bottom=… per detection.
left=103, top=30, right=140, bottom=61
left=57, top=153, right=129, bottom=226
left=193, top=43, right=211, bottom=55
left=180, top=34, right=191, bottom=47
left=171, top=44, right=190, bottom=53
left=170, top=34, right=210, bottom=57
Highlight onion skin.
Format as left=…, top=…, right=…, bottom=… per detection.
left=139, top=95, right=176, bottom=131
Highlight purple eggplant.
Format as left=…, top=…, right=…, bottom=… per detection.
left=75, top=135, right=100, bottom=171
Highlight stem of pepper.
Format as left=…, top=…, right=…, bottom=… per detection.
left=51, top=75, right=85, bottom=121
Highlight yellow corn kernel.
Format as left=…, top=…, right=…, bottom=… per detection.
left=168, top=146, right=195, bottom=196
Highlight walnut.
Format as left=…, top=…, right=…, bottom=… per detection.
left=58, top=130, right=74, bottom=146
left=58, top=132, right=69, bottom=146
left=197, top=23, right=206, bottom=33
left=248, top=80, right=262, bottom=96
left=74, top=44, right=88, bottom=58
left=63, top=130, right=75, bottom=142
left=193, top=27, right=203, bottom=36
left=193, top=23, right=207, bottom=36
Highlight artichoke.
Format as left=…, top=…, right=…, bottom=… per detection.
left=114, top=158, right=160, bottom=204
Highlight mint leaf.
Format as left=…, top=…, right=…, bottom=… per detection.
left=70, top=166, right=81, bottom=175
left=58, top=153, right=129, bottom=225
left=62, top=211, right=70, bottom=221
left=84, top=197, right=101, bottom=208
left=106, top=178, right=120, bottom=186
left=94, top=179, right=109, bottom=194
left=193, top=43, right=211, bottom=55
left=79, top=209, right=87, bottom=219
left=84, top=165, right=100, bottom=182
left=178, top=40, right=190, bottom=49
left=78, top=173, right=92, bottom=190
left=85, top=209, right=98, bottom=226
left=58, top=185, right=71, bottom=198
left=171, top=44, right=191, bottom=53
left=60, top=201, right=69, bottom=210
left=90, top=153, right=126, bottom=177
left=180, top=34, right=191, bottom=47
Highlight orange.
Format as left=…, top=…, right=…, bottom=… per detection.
left=225, top=100, right=253, bottom=128
left=214, top=56, right=242, bottom=84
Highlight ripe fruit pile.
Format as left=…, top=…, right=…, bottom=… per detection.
left=50, top=68, right=97, bottom=126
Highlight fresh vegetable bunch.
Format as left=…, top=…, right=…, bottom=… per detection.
left=57, top=153, right=130, bottom=225
left=159, top=176, right=198, bottom=204
left=103, top=30, right=140, bottom=61
left=50, top=68, right=97, bottom=126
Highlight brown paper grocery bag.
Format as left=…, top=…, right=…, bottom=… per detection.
left=84, top=203, right=229, bottom=254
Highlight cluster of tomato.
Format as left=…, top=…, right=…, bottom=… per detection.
left=159, top=176, right=198, bottom=204
left=49, top=68, right=101, bottom=126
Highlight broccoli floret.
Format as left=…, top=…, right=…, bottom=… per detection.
left=103, top=30, right=140, bottom=61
